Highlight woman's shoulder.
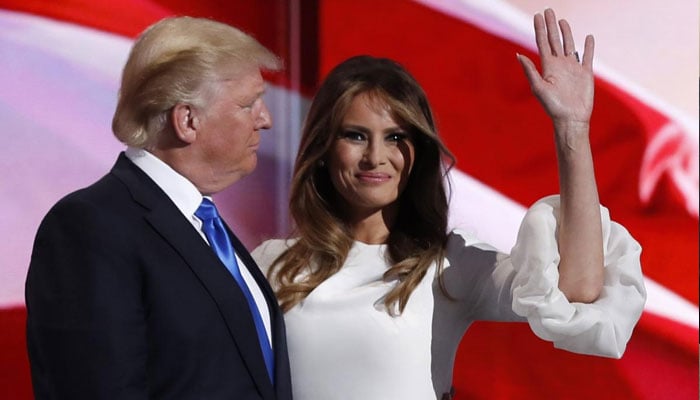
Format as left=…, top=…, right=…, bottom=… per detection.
left=251, top=238, right=298, bottom=272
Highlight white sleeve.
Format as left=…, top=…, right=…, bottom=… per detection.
left=510, top=195, right=646, bottom=358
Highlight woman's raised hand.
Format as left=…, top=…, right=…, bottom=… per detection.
left=517, top=8, right=595, bottom=128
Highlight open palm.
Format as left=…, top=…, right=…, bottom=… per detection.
left=518, top=8, right=595, bottom=126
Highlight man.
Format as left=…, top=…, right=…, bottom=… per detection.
left=25, top=16, right=292, bottom=399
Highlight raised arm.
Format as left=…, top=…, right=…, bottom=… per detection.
left=516, top=8, right=603, bottom=303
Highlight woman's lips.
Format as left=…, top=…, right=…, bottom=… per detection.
left=356, top=172, right=391, bottom=183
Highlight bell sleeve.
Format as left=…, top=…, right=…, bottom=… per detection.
left=510, top=195, right=646, bottom=358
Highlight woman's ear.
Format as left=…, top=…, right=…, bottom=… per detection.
left=171, top=103, right=198, bottom=144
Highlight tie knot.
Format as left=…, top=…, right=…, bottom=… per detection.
left=195, top=198, right=220, bottom=222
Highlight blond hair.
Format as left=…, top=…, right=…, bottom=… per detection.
left=112, top=16, right=282, bottom=147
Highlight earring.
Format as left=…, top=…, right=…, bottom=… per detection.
left=317, top=159, right=325, bottom=168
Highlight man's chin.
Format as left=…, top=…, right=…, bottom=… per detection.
left=235, top=156, right=258, bottom=181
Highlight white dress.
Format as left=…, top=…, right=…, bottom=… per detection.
left=252, top=196, right=646, bottom=400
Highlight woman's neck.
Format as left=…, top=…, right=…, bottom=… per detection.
left=345, top=206, right=397, bottom=244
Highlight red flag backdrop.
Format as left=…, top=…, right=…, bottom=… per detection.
left=0, top=1, right=697, bottom=399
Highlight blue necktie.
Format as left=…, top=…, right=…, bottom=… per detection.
left=195, top=198, right=274, bottom=383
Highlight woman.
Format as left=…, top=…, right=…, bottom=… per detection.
left=252, top=9, right=645, bottom=400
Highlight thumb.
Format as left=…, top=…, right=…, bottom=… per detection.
left=516, top=53, right=542, bottom=89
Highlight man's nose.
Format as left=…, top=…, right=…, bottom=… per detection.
left=256, top=100, right=272, bottom=130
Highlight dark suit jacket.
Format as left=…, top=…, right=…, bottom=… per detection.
left=26, top=153, right=292, bottom=399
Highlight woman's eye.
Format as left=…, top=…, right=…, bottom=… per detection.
left=340, top=130, right=366, bottom=141
left=386, top=132, right=409, bottom=142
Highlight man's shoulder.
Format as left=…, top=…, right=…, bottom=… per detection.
left=42, top=158, right=146, bottom=227
left=51, top=171, right=124, bottom=209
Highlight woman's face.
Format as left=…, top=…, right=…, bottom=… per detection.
left=326, top=92, right=415, bottom=217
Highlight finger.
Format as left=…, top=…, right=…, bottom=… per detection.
left=558, top=19, right=576, bottom=57
left=533, top=13, right=550, bottom=58
left=544, top=8, right=563, bottom=56
left=582, top=34, right=595, bottom=68
left=516, top=53, right=542, bottom=89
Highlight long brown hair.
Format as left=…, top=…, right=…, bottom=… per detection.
left=269, top=55, right=455, bottom=314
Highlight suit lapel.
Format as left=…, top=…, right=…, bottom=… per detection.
left=227, top=228, right=277, bottom=317
left=226, top=222, right=292, bottom=399
left=110, top=154, right=276, bottom=398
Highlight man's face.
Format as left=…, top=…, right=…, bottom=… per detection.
left=194, top=68, right=272, bottom=193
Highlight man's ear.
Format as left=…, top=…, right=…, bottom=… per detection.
left=172, top=103, right=199, bottom=144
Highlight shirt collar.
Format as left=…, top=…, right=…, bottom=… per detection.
left=125, top=147, right=202, bottom=219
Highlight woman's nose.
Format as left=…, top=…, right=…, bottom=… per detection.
left=362, top=141, right=386, bottom=167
